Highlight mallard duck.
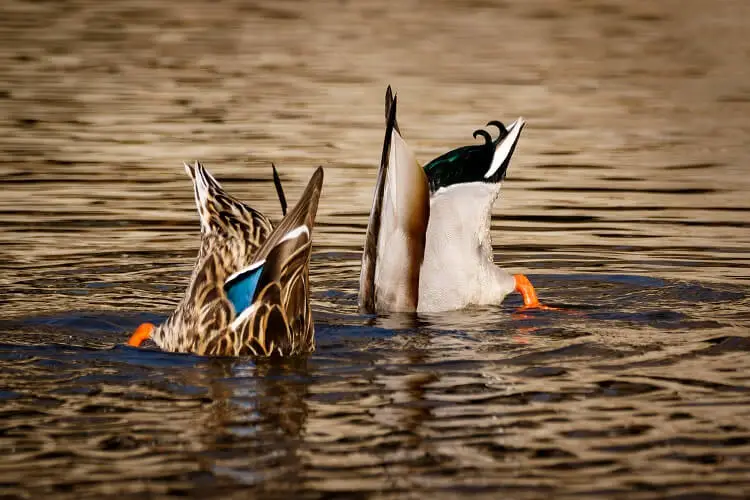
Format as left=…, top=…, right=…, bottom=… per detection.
left=359, top=86, right=549, bottom=313
left=128, top=162, right=324, bottom=356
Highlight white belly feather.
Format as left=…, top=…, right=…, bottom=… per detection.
left=418, top=182, right=515, bottom=312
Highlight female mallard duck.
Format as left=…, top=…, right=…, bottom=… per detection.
left=128, top=162, right=324, bottom=356
left=359, top=86, right=549, bottom=313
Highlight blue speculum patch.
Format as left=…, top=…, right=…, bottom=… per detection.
left=225, top=265, right=264, bottom=315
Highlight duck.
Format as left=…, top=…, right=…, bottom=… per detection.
left=359, top=86, right=549, bottom=313
left=128, top=162, right=324, bottom=356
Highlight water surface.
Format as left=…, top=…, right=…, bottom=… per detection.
left=1, top=0, right=749, bottom=498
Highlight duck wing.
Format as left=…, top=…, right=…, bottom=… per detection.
left=220, top=167, right=324, bottom=356
left=359, top=87, right=430, bottom=313
left=181, top=161, right=275, bottom=324
left=157, top=163, right=275, bottom=352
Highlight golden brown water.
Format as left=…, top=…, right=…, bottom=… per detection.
left=1, top=0, right=749, bottom=498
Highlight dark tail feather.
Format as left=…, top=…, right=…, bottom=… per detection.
left=385, top=86, right=394, bottom=120
left=359, top=89, right=399, bottom=313
left=253, top=167, right=324, bottom=264
left=384, top=85, right=400, bottom=134
left=272, top=163, right=288, bottom=217
left=485, top=120, right=508, bottom=142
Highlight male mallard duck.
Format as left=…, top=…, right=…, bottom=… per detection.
left=359, top=86, right=548, bottom=313
left=128, top=162, right=324, bottom=356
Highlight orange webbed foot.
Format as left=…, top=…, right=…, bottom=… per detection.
left=513, top=274, right=558, bottom=311
left=128, top=323, right=154, bottom=347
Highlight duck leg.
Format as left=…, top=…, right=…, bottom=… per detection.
left=513, top=274, right=556, bottom=310
left=128, top=322, right=154, bottom=347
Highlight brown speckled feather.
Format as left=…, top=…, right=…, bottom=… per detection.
left=230, top=167, right=324, bottom=356
left=151, top=163, right=324, bottom=357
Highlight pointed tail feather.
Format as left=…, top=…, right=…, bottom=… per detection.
left=190, top=161, right=224, bottom=232
left=272, top=163, right=288, bottom=217
left=384, top=85, right=400, bottom=133
left=252, top=167, right=323, bottom=263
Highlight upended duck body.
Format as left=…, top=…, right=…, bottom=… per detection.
left=128, top=162, right=324, bottom=356
left=359, top=87, right=547, bottom=313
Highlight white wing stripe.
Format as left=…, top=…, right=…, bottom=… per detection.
left=485, top=117, right=524, bottom=179
left=224, top=259, right=266, bottom=286
left=280, top=225, right=310, bottom=243
left=230, top=302, right=257, bottom=331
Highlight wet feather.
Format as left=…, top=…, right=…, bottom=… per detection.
left=151, top=163, right=324, bottom=357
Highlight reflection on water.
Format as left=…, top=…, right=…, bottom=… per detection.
left=1, top=0, right=749, bottom=497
